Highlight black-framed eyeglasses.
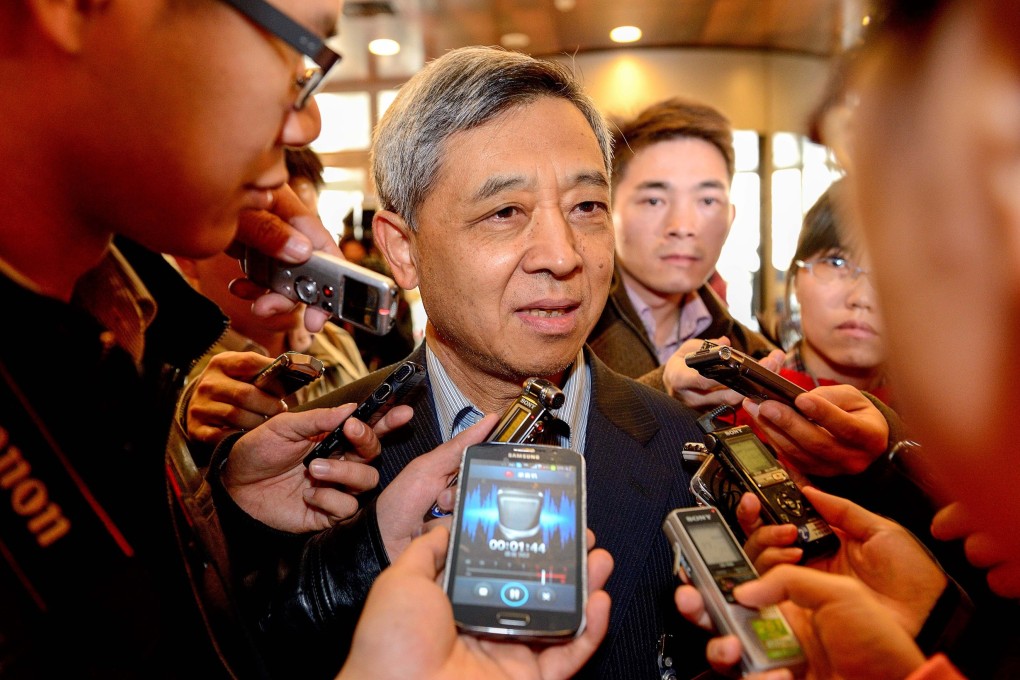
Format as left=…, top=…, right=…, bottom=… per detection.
left=218, top=0, right=342, bottom=110
left=795, top=255, right=869, bottom=284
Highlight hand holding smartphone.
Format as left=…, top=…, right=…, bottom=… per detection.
left=444, top=442, right=586, bottom=642
left=302, top=360, right=426, bottom=467
left=663, top=506, right=806, bottom=676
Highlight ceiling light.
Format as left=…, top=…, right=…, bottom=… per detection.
left=368, top=38, right=400, bottom=56
left=553, top=0, right=576, bottom=10
left=610, top=26, right=642, bottom=44
left=500, top=32, right=531, bottom=49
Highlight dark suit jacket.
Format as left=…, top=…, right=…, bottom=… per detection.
left=589, top=267, right=777, bottom=392
left=219, top=344, right=714, bottom=679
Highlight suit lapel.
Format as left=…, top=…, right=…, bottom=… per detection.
left=583, top=354, right=682, bottom=625
left=367, top=345, right=445, bottom=486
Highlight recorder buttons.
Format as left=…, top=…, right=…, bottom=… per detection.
left=500, top=582, right=529, bottom=606
left=777, top=492, right=804, bottom=516
left=294, top=277, right=319, bottom=304
left=473, top=582, right=494, bottom=598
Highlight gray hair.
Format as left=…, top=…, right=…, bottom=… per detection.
left=371, top=46, right=613, bottom=231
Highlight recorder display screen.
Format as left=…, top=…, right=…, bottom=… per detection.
left=449, top=456, right=580, bottom=614
left=340, top=277, right=378, bottom=326
left=688, top=522, right=743, bottom=566
left=729, top=436, right=774, bottom=475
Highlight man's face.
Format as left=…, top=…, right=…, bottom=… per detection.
left=76, top=0, right=338, bottom=259
left=407, top=96, right=614, bottom=383
left=611, top=137, right=735, bottom=305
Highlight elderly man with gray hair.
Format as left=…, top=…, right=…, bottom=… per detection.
left=213, top=45, right=711, bottom=680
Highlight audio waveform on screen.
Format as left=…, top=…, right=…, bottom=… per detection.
left=461, top=482, right=576, bottom=547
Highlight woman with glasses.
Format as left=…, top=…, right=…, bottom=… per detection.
left=776, top=179, right=891, bottom=406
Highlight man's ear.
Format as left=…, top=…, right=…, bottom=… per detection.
left=373, top=210, right=420, bottom=290
left=26, top=0, right=102, bottom=54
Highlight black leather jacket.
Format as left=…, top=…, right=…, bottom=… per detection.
left=0, top=238, right=230, bottom=678
left=208, top=369, right=391, bottom=680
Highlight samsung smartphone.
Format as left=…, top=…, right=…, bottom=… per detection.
left=250, top=351, right=324, bottom=398
left=425, top=376, right=565, bottom=520
left=663, top=507, right=806, bottom=676
left=241, top=249, right=399, bottom=335
left=303, top=360, right=426, bottom=467
left=702, top=425, right=840, bottom=563
left=444, top=442, right=586, bottom=642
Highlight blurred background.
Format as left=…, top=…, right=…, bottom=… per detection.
left=311, top=0, right=875, bottom=333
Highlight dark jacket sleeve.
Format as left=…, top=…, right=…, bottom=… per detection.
left=207, top=433, right=388, bottom=680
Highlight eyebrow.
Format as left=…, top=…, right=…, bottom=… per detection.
left=471, top=170, right=610, bottom=203
left=635, top=179, right=728, bottom=192
left=472, top=175, right=529, bottom=202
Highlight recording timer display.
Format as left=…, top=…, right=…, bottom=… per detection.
left=450, top=457, right=580, bottom=614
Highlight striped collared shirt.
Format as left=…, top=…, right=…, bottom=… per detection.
left=624, top=281, right=712, bottom=365
left=426, top=344, right=590, bottom=455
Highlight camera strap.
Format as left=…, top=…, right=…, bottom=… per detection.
left=0, top=356, right=137, bottom=661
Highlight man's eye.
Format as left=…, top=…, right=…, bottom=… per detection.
left=492, top=206, right=517, bottom=220
left=822, top=256, right=849, bottom=269
left=576, top=201, right=605, bottom=214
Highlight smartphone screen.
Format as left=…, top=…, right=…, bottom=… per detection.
left=445, top=442, right=586, bottom=641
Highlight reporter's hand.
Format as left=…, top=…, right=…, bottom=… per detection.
left=376, top=414, right=501, bottom=561
left=222, top=403, right=410, bottom=532
left=744, top=384, right=889, bottom=477
left=662, top=337, right=785, bottom=410
left=733, top=566, right=927, bottom=680
left=768, top=487, right=947, bottom=634
left=933, top=500, right=1020, bottom=598
left=733, top=493, right=805, bottom=570
left=228, top=183, right=343, bottom=333
left=185, top=351, right=289, bottom=443
left=338, top=524, right=613, bottom=680
left=676, top=488, right=947, bottom=676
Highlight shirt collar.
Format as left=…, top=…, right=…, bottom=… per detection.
left=71, top=244, right=157, bottom=367
left=624, top=281, right=712, bottom=364
left=426, top=343, right=590, bottom=454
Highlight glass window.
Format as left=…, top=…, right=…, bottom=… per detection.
left=732, top=130, right=759, bottom=173
left=318, top=166, right=367, bottom=243
left=771, top=167, right=803, bottom=271
left=377, top=90, right=399, bottom=118
left=772, top=132, right=802, bottom=169
left=718, top=170, right=761, bottom=330
left=311, top=92, right=372, bottom=153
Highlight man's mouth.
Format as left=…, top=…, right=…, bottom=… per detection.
left=523, top=308, right=570, bottom=318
